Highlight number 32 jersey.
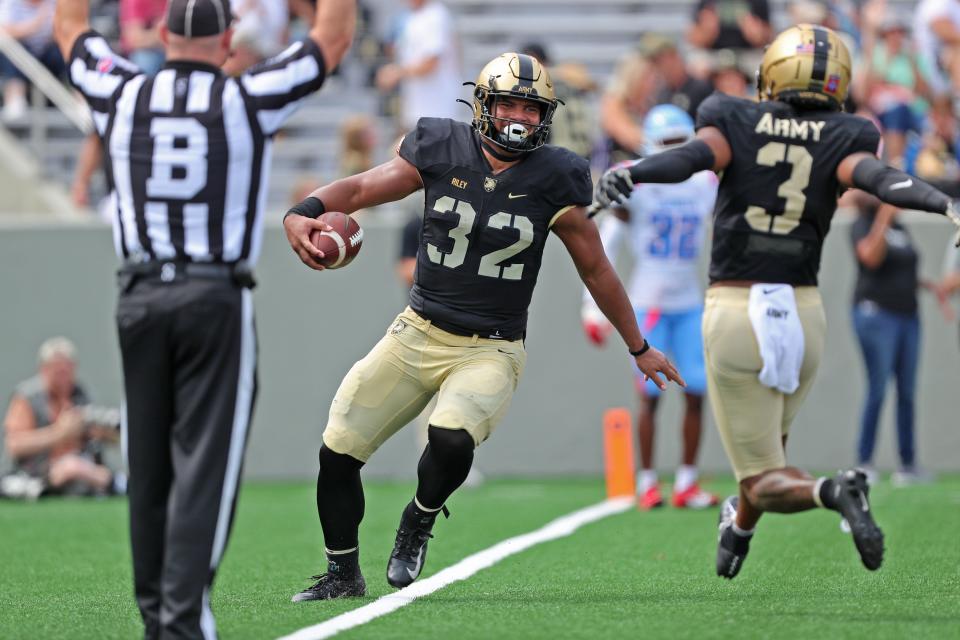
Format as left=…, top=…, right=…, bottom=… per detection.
left=399, top=118, right=593, bottom=339
left=696, top=92, right=881, bottom=285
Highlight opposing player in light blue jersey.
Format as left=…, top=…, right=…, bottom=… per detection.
left=583, top=104, right=718, bottom=510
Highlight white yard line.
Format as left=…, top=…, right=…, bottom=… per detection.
left=277, top=497, right=633, bottom=640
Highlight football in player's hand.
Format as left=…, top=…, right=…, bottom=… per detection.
left=309, top=212, right=363, bottom=269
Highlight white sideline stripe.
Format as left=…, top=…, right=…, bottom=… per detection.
left=277, top=497, right=633, bottom=640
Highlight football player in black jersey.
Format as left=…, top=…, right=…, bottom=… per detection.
left=283, top=52, right=684, bottom=600
left=594, top=25, right=960, bottom=580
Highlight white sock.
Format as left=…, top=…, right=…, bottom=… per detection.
left=674, top=465, right=698, bottom=492
left=638, top=469, right=658, bottom=493
left=732, top=523, right=755, bottom=537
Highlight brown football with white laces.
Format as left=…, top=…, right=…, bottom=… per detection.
left=309, top=212, right=363, bottom=269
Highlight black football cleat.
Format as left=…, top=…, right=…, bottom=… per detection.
left=386, top=507, right=443, bottom=589
left=716, top=495, right=751, bottom=579
left=291, top=572, right=366, bottom=602
left=830, top=469, right=885, bottom=571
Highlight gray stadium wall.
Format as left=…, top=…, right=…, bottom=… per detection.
left=1, top=212, right=958, bottom=480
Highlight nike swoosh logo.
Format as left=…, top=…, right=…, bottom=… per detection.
left=889, top=179, right=913, bottom=191
left=762, top=287, right=782, bottom=294
left=507, top=193, right=527, bottom=199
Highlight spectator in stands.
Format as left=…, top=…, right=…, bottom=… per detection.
left=521, top=41, right=597, bottom=158
left=640, top=33, right=712, bottom=119
left=911, top=96, right=960, bottom=188
left=375, top=0, right=461, bottom=133
left=601, top=49, right=658, bottom=165
left=858, top=12, right=932, bottom=166
left=2, top=337, right=122, bottom=497
left=687, top=0, right=772, bottom=52
left=710, top=49, right=751, bottom=97
left=118, top=0, right=165, bottom=76
left=338, top=114, right=376, bottom=177
left=914, top=0, right=960, bottom=104
left=0, top=0, right=63, bottom=123
left=849, top=194, right=950, bottom=486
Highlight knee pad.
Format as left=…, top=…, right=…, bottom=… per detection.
left=427, top=426, right=475, bottom=460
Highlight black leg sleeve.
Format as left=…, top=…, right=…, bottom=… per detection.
left=316, top=445, right=365, bottom=551
left=415, top=427, right=476, bottom=509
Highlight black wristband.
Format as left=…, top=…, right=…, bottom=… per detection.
left=284, top=196, right=326, bottom=221
left=629, top=339, right=650, bottom=357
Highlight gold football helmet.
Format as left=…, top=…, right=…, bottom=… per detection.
left=469, top=52, right=560, bottom=152
left=757, top=24, right=851, bottom=111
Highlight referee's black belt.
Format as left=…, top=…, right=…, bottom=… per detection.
left=118, top=260, right=256, bottom=290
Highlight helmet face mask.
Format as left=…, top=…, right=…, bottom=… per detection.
left=757, top=24, right=851, bottom=111
left=471, top=53, right=559, bottom=153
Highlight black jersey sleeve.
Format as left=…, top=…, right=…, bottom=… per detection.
left=851, top=118, right=882, bottom=156
left=398, top=117, right=458, bottom=186
left=694, top=91, right=736, bottom=135
left=545, top=150, right=594, bottom=210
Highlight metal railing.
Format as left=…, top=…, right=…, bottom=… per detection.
left=0, top=30, right=91, bottom=134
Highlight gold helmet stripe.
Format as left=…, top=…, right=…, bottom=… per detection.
left=811, top=26, right=830, bottom=82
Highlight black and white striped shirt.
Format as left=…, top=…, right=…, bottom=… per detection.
left=69, top=31, right=327, bottom=266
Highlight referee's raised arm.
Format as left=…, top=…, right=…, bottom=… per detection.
left=53, top=0, right=91, bottom=61
left=310, top=0, right=358, bottom=72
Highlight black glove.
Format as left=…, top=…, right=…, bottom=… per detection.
left=593, top=166, right=634, bottom=211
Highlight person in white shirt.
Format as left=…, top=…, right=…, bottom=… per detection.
left=375, top=0, right=461, bottom=131
left=583, top=104, right=719, bottom=510
left=913, top=0, right=960, bottom=97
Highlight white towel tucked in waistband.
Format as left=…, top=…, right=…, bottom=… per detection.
left=747, top=284, right=804, bottom=394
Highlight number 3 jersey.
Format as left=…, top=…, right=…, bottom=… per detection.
left=696, top=92, right=881, bottom=285
left=399, top=117, right=593, bottom=339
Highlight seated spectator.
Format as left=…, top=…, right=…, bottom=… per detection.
left=2, top=337, right=123, bottom=498
left=913, top=0, right=960, bottom=103
left=639, top=33, right=712, bottom=119
left=118, top=0, right=165, bottom=76
left=521, top=42, right=597, bottom=158
left=687, top=0, right=772, bottom=52
left=859, top=12, right=932, bottom=166
left=710, top=49, right=751, bottom=97
left=0, top=0, right=63, bottom=123
left=910, top=95, right=960, bottom=188
left=601, top=49, right=658, bottom=165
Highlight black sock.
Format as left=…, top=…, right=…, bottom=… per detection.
left=326, top=549, right=359, bottom=577
left=316, top=445, right=366, bottom=551
left=818, top=478, right=840, bottom=511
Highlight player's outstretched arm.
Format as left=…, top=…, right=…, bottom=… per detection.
left=554, top=207, right=685, bottom=390
left=309, top=0, right=357, bottom=72
left=283, top=156, right=423, bottom=270
left=54, top=0, right=91, bottom=61
left=591, top=127, right=731, bottom=215
left=839, top=153, right=960, bottom=245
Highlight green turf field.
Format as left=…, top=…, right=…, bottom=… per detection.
left=1, top=476, right=958, bottom=639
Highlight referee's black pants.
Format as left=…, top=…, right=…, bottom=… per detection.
left=117, top=275, right=257, bottom=640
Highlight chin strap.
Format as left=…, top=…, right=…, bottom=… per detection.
left=480, top=138, right=524, bottom=162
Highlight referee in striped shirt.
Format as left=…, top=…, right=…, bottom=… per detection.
left=53, top=1, right=355, bottom=637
